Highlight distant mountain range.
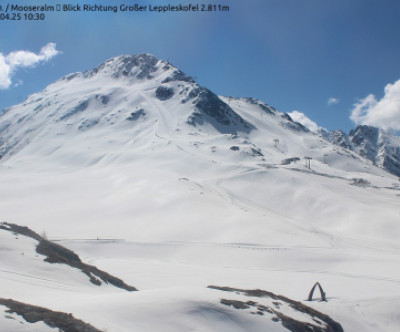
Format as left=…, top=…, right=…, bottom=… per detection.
left=0, top=53, right=398, bottom=177
left=323, top=125, right=400, bottom=177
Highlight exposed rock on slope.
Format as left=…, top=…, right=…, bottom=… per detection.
left=0, top=222, right=137, bottom=291
left=0, top=298, right=102, bottom=332
left=325, top=125, right=400, bottom=176
left=209, top=286, right=344, bottom=332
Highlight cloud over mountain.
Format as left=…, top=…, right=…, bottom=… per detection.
left=0, top=43, right=60, bottom=89
left=288, top=110, right=320, bottom=132
left=350, top=79, right=400, bottom=131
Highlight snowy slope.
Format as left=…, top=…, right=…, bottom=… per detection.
left=0, top=54, right=400, bottom=331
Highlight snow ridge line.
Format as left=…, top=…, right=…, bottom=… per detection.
left=0, top=222, right=137, bottom=292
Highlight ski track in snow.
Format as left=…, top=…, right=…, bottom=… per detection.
left=59, top=240, right=400, bottom=284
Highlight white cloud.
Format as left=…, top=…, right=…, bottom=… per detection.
left=350, top=79, right=400, bottom=130
left=328, top=97, right=339, bottom=106
left=0, top=55, right=12, bottom=89
left=288, top=110, right=320, bottom=132
left=0, top=43, right=60, bottom=90
left=13, top=80, right=23, bottom=88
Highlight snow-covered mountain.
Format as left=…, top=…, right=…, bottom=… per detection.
left=1, top=53, right=398, bottom=177
left=325, top=125, right=400, bottom=177
left=1, top=54, right=400, bottom=331
left=0, top=53, right=311, bottom=166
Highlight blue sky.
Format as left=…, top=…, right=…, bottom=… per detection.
left=1, top=0, right=400, bottom=132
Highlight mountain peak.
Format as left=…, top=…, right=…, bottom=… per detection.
left=349, top=125, right=379, bottom=146
left=87, top=53, right=162, bottom=79
left=326, top=124, right=400, bottom=176
left=60, top=53, right=195, bottom=87
left=2, top=53, right=399, bottom=176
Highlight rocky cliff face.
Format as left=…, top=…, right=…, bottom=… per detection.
left=325, top=125, right=400, bottom=176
